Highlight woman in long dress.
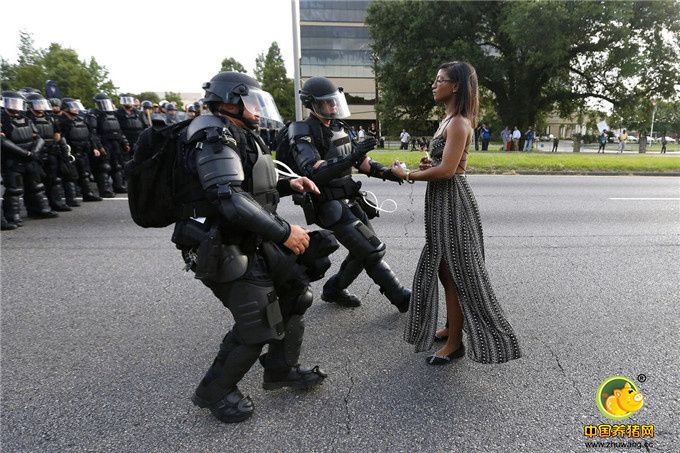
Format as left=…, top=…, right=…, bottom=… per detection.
left=391, top=61, right=521, bottom=365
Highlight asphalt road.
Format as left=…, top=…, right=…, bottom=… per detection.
left=2, top=175, right=679, bottom=453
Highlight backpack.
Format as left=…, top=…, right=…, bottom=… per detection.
left=274, top=122, right=300, bottom=175
left=124, top=119, right=191, bottom=228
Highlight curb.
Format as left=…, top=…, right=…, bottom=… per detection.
left=466, top=170, right=680, bottom=177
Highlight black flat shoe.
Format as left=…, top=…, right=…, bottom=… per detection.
left=321, top=289, right=361, bottom=308
left=426, top=344, right=465, bottom=365
left=433, top=333, right=449, bottom=342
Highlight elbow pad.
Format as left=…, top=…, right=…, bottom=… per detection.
left=196, top=137, right=245, bottom=190
left=31, top=136, right=45, bottom=157
left=308, top=156, right=357, bottom=184
left=217, top=185, right=290, bottom=243
left=288, top=122, right=321, bottom=177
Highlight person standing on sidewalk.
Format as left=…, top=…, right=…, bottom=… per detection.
left=661, top=135, right=667, bottom=154
left=523, top=127, right=534, bottom=152
left=551, top=134, right=559, bottom=152
left=511, top=126, right=521, bottom=151
left=501, top=126, right=511, bottom=151
left=598, top=130, right=608, bottom=153
left=618, top=129, right=627, bottom=153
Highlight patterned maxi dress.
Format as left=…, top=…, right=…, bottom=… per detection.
left=404, top=136, right=522, bottom=363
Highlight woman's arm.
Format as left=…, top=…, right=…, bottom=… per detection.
left=397, top=118, right=470, bottom=182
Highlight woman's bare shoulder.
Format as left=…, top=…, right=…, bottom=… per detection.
left=445, top=115, right=472, bottom=136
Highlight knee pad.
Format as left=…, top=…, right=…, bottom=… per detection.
left=223, top=280, right=285, bottom=345
left=291, top=287, right=313, bottom=315
left=364, top=246, right=386, bottom=266
left=5, top=173, right=24, bottom=192
left=334, top=219, right=385, bottom=262
left=101, top=163, right=112, bottom=173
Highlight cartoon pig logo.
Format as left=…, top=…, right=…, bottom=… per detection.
left=597, top=376, right=645, bottom=420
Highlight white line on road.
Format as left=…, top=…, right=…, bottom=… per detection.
left=102, top=198, right=129, bottom=200
left=608, top=198, right=680, bottom=200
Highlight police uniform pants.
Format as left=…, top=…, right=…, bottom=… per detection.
left=102, top=139, right=126, bottom=191
left=194, top=252, right=309, bottom=403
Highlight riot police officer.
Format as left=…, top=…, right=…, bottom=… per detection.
left=1, top=90, right=58, bottom=223
left=49, top=98, right=61, bottom=116
left=164, top=102, right=178, bottom=124
left=162, top=71, right=331, bottom=423
left=58, top=98, right=102, bottom=202
left=90, top=93, right=129, bottom=194
left=283, top=76, right=410, bottom=311
left=25, top=92, right=73, bottom=211
left=115, top=95, right=145, bottom=151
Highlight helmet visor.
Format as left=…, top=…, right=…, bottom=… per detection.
left=241, top=88, right=284, bottom=128
left=2, top=97, right=26, bottom=111
left=119, top=96, right=135, bottom=106
left=311, top=90, right=350, bottom=119
left=96, top=99, right=115, bottom=111
left=64, top=100, right=85, bottom=112
left=30, top=99, right=51, bottom=111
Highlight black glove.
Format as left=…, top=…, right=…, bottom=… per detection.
left=350, top=137, right=377, bottom=163
left=367, top=160, right=403, bottom=184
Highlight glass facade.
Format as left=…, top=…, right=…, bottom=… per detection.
left=300, top=0, right=370, bottom=22
left=299, top=0, right=376, bottom=121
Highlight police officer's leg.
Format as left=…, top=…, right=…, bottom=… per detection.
left=23, top=160, right=58, bottom=218
left=1, top=173, right=18, bottom=230
left=317, top=201, right=364, bottom=307
left=3, top=166, right=24, bottom=226
left=74, top=151, right=102, bottom=201
left=330, top=204, right=410, bottom=312
left=108, top=141, right=127, bottom=193
left=92, top=143, right=114, bottom=198
left=260, top=285, right=326, bottom=390
left=193, top=255, right=284, bottom=423
left=45, top=153, right=70, bottom=211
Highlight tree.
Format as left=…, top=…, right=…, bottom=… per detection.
left=165, top=91, right=183, bottom=109
left=137, top=91, right=161, bottom=103
left=254, top=42, right=294, bottom=121
left=1, top=32, right=117, bottom=107
left=366, top=1, right=680, bottom=132
left=220, top=57, right=247, bottom=73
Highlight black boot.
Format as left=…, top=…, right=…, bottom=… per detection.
left=112, top=171, right=127, bottom=194
left=4, top=193, right=23, bottom=227
left=26, top=188, right=58, bottom=219
left=365, top=260, right=411, bottom=313
left=1, top=215, right=17, bottom=230
left=321, top=258, right=364, bottom=307
left=63, top=182, right=81, bottom=207
left=48, top=183, right=72, bottom=212
left=259, top=354, right=327, bottom=390
left=192, top=387, right=254, bottom=423
left=95, top=173, right=115, bottom=198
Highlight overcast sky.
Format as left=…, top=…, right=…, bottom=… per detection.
left=0, top=0, right=296, bottom=94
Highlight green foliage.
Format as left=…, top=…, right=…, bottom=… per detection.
left=164, top=91, right=183, bottom=109
left=137, top=91, right=160, bottom=103
left=220, top=57, right=247, bottom=73
left=254, top=42, right=294, bottom=121
left=366, top=0, right=680, bottom=133
left=1, top=31, right=117, bottom=107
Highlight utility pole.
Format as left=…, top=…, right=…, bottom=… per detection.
left=291, top=0, right=303, bottom=121
left=650, top=99, right=657, bottom=140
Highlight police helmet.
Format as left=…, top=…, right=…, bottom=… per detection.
left=187, top=105, right=196, bottom=113
left=49, top=98, right=61, bottom=107
left=202, top=71, right=283, bottom=127
left=300, top=76, right=350, bottom=119
left=141, top=100, right=153, bottom=109
left=61, top=98, right=86, bottom=114
left=93, top=93, right=115, bottom=112
left=24, top=92, right=51, bottom=112
left=119, top=94, right=135, bottom=107
left=1, top=90, right=27, bottom=112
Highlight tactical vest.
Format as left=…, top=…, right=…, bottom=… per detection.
left=31, top=115, right=56, bottom=145
left=250, top=137, right=279, bottom=213
left=96, top=111, right=123, bottom=139
left=323, top=123, right=353, bottom=178
left=118, top=110, right=144, bottom=135
left=65, top=116, right=91, bottom=148
left=6, top=115, right=35, bottom=150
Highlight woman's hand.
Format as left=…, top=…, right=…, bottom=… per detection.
left=419, top=157, right=433, bottom=171
left=391, top=161, right=408, bottom=180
